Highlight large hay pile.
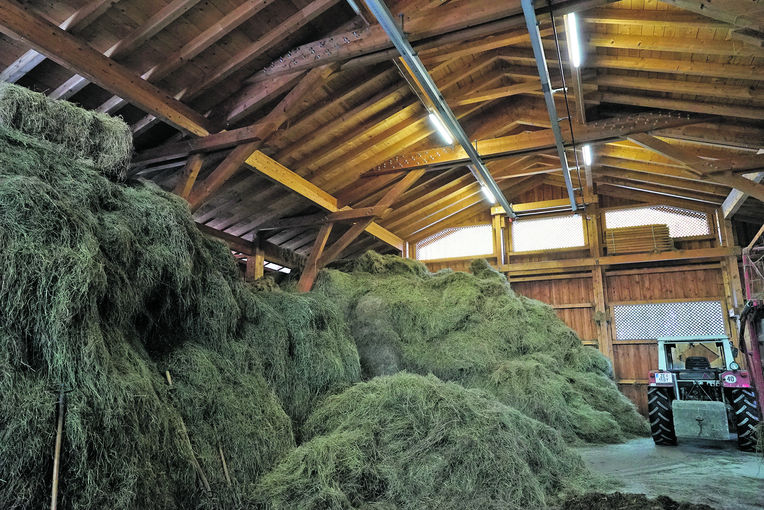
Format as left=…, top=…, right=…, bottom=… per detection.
left=1, top=84, right=647, bottom=509
left=316, top=253, right=648, bottom=443
left=0, top=84, right=359, bottom=508
left=256, top=373, right=597, bottom=510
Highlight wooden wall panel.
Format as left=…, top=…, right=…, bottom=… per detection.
left=612, top=343, right=657, bottom=381
left=511, top=276, right=596, bottom=342
left=606, top=267, right=723, bottom=302
left=618, top=384, right=648, bottom=416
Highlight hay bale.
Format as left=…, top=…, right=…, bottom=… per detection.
left=255, top=373, right=598, bottom=509
left=314, top=252, right=649, bottom=443
left=0, top=83, right=131, bottom=179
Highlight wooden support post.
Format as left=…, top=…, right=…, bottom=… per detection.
left=173, top=154, right=204, bottom=199
left=491, top=211, right=504, bottom=265
left=592, top=266, right=613, bottom=361
left=187, top=142, right=258, bottom=211
left=297, top=222, right=333, bottom=293
left=245, top=246, right=264, bottom=282
left=318, top=219, right=375, bottom=266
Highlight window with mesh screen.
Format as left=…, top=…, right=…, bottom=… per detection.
left=416, top=224, right=493, bottom=260
left=612, top=301, right=726, bottom=341
left=511, top=214, right=585, bottom=252
left=605, top=206, right=710, bottom=238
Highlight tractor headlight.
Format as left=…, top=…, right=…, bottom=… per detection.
left=729, top=362, right=740, bottom=371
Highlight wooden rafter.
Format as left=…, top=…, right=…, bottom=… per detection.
left=0, top=0, right=114, bottom=83
left=49, top=0, right=203, bottom=100
left=98, top=0, right=273, bottom=116
left=370, top=112, right=704, bottom=174
left=0, top=0, right=212, bottom=136
left=626, top=134, right=764, bottom=203
left=296, top=170, right=424, bottom=292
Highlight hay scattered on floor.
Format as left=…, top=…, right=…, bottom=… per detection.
left=256, top=373, right=599, bottom=510
left=316, top=253, right=648, bottom=443
left=559, top=492, right=715, bottom=510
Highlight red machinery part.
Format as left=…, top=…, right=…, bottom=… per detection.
left=720, top=370, right=752, bottom=388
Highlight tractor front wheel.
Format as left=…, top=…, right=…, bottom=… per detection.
left=728, top=389, right=761, bottom=452
left=648, top=386, right=677, bottom=446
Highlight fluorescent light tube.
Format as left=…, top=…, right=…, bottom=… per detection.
left=429, top=112, right=453, bottom=145
left=482, top=186, right=496, bottom=204
left=582, top=144, right=592, bottom=166
left=565, top=12, right=582, bottom=68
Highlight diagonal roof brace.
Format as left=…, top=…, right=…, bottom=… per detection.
left=521, top=0, right=579, bottom=212
left=361, top=0, right=517, bottom=219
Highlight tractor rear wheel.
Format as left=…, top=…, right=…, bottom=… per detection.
left=648, top=386, right=676, bottom=446
left=728, top=389, right=761, bottom=452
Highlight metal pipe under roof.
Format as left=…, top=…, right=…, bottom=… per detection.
left=520, top=0, right=579, bottom=212
left=361, top=0, right=517, bottom=219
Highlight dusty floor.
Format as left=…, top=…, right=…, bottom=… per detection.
left=578, top=438, right=764, bottom=510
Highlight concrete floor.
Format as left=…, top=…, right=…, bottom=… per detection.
left=578, top=438, right=764, bottom=510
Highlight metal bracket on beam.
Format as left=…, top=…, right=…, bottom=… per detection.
left=521, top=0, right=578, bottom=212
left=361, top=0, right=516, bottom=219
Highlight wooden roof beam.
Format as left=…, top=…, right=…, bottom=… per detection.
left=98, top=0, right=274, bottom=116
left=658, top=0, right=764, bottom=33
left=722, top=172, right=764, bottom=218
left=370, top=112, right=704, bottom=173
left=0, top=0, right=115, bottom=83
left=49, top=0, right=203, bottom=100
left=499, top=49, right=763, bottom=81
left=255, top=0, right=600, bottom=79
left=627, top=134, right=764, bottom=203
left=599, top=92, right=764, bottom=121
left=0, top=0, right=211, bottom=136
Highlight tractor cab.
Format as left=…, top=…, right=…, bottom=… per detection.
left=647, top=335, right=760, bottom=451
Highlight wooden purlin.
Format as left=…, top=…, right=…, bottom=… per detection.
left=369, top=112, right=704, bottom=174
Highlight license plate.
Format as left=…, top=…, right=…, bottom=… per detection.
left=655, top=372, right=673, bottom=384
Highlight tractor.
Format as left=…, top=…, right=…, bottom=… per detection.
left=647, top=335, right=761, bottom=451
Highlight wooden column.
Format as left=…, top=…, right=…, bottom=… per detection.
left=587, top=205, right=612, bottom=360
left=718, top=214, right=744, bottom=350
left=491, top=212, right=505, bottom=265
left=245, top=246, right=265, bottom=282
left=297, top=223, right=333, bottom=293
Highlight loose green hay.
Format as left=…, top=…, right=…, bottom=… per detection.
left=1, top=87, right=646, bottom=509
left=315, top=254, right=649, bottom=443
left=0, top=90, right=359, bottom=509
left=0, top=83, right=132, bottom=179
left=256, top=373, right=599, bottom=509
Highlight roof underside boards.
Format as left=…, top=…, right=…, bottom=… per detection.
left=0, top=0, right=762, bottom=263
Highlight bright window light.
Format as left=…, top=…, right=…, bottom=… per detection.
left=429, top=112, right=453, bottom=145
left=582, top=144, right=592, bottom=166
left=565, top=12, right=582, bottom=68
left=482, top=186, right=496, bottom=204
left=416, top=225, right=493, bottom=260
left=512, top=215, right=585, bottom=252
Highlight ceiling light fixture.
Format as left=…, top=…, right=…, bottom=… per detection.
left=565, top=12, right=583, bottom=68
left=429, top=112, right=454, bottom=145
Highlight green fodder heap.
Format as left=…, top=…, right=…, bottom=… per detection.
left=256, top=373, right=598, bottom=510
left=0, top=83, right=359, bottom=509
left=315, top=253, right=649, bottom=443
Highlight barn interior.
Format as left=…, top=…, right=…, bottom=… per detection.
left=0, top=0, right=763, bottom=508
